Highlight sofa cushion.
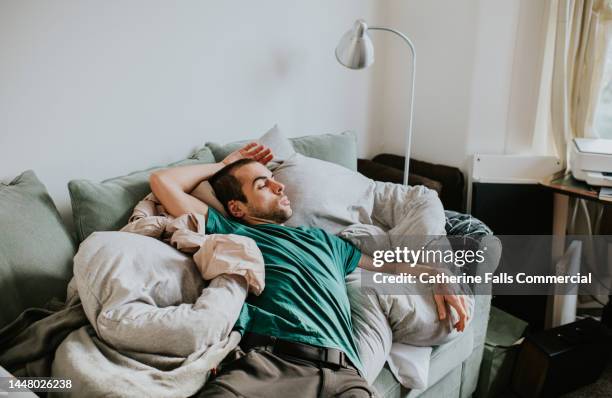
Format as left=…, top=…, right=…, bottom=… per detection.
left=68, top=147, right=215, bottom=243
left=426, top=328, right=474, bottom=389
left=0, top=170, right=76, bottom=328
left=206, top=129, right=358, bottom=171
left=373, top=328, right=474, bottom=398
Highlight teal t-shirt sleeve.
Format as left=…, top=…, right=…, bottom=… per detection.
left=328, top=233, right=362, bottom=276
left=205, top=207, right=239, bottom=234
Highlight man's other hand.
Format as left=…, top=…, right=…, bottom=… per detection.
left=223, top=142, right=274, bottom=166
left=433, top=293, right=469, bottom=332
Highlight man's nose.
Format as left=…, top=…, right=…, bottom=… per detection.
left=270, top=180, right=284, bottom=194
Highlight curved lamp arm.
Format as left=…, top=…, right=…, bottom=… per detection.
left=369, top=26, right=416, bottom=186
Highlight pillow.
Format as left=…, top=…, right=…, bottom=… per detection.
left=205, top=126, right=358, bottom=170
left=386, top=344, right=432, bottom=390
left=290, top=131, right=358, bottom=171
left=68, top=147, right=215, bottom=243
left=273, top=153, right=376, bottom=234
left=258, top=125, right=296, bottom=161
left=0, top=170, right=76, bottom=328
left=203, top=125, right=295, bottom=164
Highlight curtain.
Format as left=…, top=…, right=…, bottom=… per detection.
left=548, top=0, right=612, bottom=241
left=550, top=0, right=612, bottom=169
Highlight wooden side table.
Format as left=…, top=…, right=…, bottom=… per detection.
left=540, top=171, right=612, bottom=328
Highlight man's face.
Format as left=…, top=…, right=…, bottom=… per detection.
left=228, top=162, right=292, bottom=224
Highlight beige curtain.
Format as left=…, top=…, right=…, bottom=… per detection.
left=551, top=0, right=612, bottom=168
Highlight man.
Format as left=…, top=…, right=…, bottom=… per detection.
left=150, top=143, right=468, bottom=398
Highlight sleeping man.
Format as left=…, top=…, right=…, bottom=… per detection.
left=150, top=143, right=468, bottom=398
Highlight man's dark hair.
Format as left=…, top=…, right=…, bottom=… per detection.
left=209, top=158, right=257, bottom=216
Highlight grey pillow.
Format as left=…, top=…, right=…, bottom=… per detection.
left=0, top=170, right=76, bottom=328
left=205, top=128, right=358, bottom=170
left=69, top=147, right=215, bottom=243
left=273, top=153, right=376, bottom=234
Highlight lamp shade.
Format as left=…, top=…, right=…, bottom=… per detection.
left=335, top=19, right=374, bottom=69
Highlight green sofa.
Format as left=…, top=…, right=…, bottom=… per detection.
left=0, top=131, right=500, bottom=397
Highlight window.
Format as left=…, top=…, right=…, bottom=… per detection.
left=595, top=37, right=612, bottom=138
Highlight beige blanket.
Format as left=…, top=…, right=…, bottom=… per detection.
left=121, top=193, right=265, bottom=295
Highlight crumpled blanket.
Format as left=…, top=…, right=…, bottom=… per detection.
left=0, top=193, right=267, bottom=398
left=340, top=181, right=475, bottom=389
left=121, top=192, right=265, bottom=295
left=0, top=229, right=251, bottom=398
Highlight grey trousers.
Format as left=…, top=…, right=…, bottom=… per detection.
left=197, top=347, right=375, bottom=398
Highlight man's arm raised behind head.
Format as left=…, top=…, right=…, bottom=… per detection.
left=150, top=142, right=274, bottom=219
left=150, top=162, right=224, bottom=219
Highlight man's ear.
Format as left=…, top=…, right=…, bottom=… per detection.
left=227, top=200, right=246, bottom=219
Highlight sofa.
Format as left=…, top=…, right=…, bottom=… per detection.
left=0, top=130, right=500, bottom=397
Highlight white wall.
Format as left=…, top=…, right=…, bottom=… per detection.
left=1, top=0, right=550, bottom=227
left=0, top=0, right=383, bottom=227
left=378, top=0, right=549, bottom=173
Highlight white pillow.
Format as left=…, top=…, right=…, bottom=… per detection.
left=386, top=344, right=432, bottom=390
left=273, top=153, right=376, bottom=234
left=258, top=124, right=296, bottom=162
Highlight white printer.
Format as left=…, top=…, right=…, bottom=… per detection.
left=570, top=138, right=612, bottom=187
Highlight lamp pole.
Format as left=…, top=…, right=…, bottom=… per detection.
left=336, top=20, right=416, bottom=185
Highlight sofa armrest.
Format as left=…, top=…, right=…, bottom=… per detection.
left=357, top=158, right=443, bottom=195
left=371, top=154, right=465, bottom=212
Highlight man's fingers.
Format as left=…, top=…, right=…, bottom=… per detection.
left=254, top=148, right=272, bottom=161
left=260, top=153, right=274, bottom=165
left=240, top=142, right=259, bottom=153
left=446, top=296, right=468, bottom=332
left=434, top=294, right=446, bottom=320
left=460, top=296, right=469, bottom=323
left=244, top=144, right=264, bottom=156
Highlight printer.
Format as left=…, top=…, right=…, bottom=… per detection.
left=570, top=138, right=612, bottom=187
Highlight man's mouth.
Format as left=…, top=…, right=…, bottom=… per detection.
left=280, top=197, right=290, bottom=206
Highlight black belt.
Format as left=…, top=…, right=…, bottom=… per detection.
left=240, top=332, right=354, bottom=370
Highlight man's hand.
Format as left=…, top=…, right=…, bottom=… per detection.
left=358, top=254, right=469, bottom=332
left=222, top=142, right=274, bottom=166
left=433, top=293, right=469, bottom=332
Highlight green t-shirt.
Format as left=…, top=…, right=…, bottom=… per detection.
left=206, top=208, right=363, bottom=372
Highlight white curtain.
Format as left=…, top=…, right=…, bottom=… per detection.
left=547, top=1, right=612, bottom=241
left=550, top=0, right=612, bottom=169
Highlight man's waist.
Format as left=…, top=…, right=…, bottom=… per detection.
left=239, top=331, right=358, bottom=371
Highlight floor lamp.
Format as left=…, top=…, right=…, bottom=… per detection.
left=335, top=19, right=416, bottom=185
